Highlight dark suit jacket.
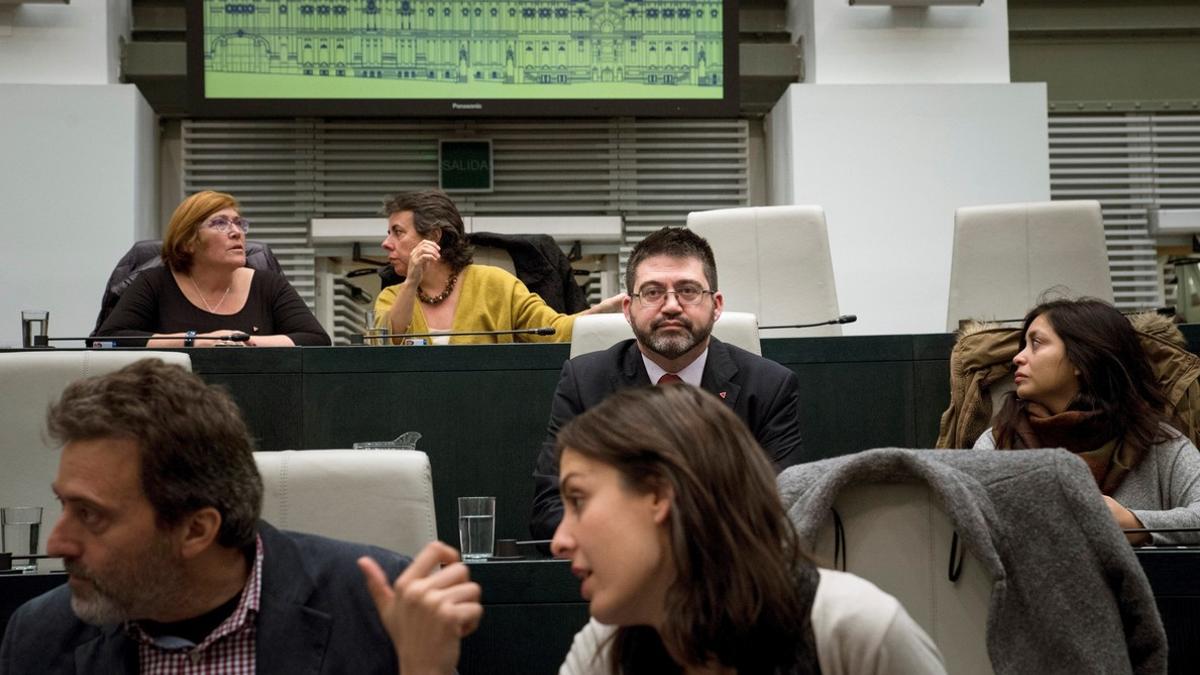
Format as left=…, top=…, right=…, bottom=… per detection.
left=0, top=521, right=407, bottom=674
left=530, top=337, right=807, bottom=539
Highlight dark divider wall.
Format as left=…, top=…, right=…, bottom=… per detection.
left=185, top=334, right=959, bottom=545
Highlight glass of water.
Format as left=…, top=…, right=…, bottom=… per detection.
left=2, top=506, right=43, bottom=573
left=457, top=497, right=496, bottom=560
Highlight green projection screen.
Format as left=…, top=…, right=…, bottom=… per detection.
left=188, top=0, right=738, bottom=117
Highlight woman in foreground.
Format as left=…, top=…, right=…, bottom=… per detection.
left=974, top=298, right=1200, bottom=545
left=360, top=385, right=945, bottom=674
left=95, top=190, right=329, bottom=346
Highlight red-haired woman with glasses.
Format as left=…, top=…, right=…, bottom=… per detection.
left=95, top=191, right=329, bottom=347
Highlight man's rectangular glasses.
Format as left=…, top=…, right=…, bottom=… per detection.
left=631, top=285, right=713, bottom=307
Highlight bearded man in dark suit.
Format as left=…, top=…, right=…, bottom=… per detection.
left=530, top=227, right=807, bottom=539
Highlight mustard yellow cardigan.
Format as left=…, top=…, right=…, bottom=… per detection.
left=373, top=264, right=576, bottom=344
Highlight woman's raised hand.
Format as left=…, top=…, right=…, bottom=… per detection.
left=406, top=239, right=442, bottom=287
left=358, top=541, right=482, bottom=675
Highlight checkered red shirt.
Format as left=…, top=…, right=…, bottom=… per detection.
left=129, top=535, right=264, bottom=675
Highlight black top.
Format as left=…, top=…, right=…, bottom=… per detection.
left=95, top=266, right=330, bottom=346
left=137, top=590, right=242, bottom=645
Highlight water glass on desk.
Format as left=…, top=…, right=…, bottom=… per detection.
left=2, top=506, right=43, bottom=573
left=458, top=497, right=496, bottom=560
left=20, top=310, right=48, bottom=349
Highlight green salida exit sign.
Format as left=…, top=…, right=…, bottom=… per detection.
left=439, top=140, right=493, bottom=192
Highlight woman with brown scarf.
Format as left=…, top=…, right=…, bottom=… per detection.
left=974, top=298, right=1200, bottom=545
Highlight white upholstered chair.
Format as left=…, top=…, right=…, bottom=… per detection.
left=0, top=351, right=192, bottom=569
left=569, top=311, right=761, bottom=359
left=253, top=449, right=437, bottom=557
left=809, top=483, right=993, bottom=675
left=946, top=200, right=1113, bottom=332
left=687, top=205, right=842, bottom=338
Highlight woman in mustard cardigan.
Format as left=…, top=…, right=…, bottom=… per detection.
left=373, top=190, right=622, bottom=345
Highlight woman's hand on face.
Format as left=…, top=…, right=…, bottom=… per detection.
left=581, top=292, right=627, bottom=316
left=406, top=239, right=441, bottom=287
left=358, top=541, right=482, bottom=675
left=1103, top=495, right=1151, bottom=545
left=596, top=292, right=627, bottom=314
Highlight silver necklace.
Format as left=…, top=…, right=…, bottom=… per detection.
left=189, top=275, right=231, bottom=313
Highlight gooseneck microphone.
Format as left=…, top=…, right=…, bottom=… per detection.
left=352, top=326, right=557, bottom=344
left=759, top=315, right=857, bottom=331
left=32, top=333, right=251, bottom=347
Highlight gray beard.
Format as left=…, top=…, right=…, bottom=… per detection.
left=66, top=540, right=187, bottom=625
left=70, top=588, right=135, bottom=626
left=633, top=315, right=714, bottom=361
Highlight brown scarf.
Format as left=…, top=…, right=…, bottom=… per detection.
left=1008, top=402, right=1137, bottom=495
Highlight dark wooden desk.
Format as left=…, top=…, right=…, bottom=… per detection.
left=1134, top=548, right=1200, bottom=674
left=179, top=334, right=957, bottom=542
left=462, top=558, right=588, bottom=675
left=3, top=335, right=957, bottom=561
left=5, top=552, right=1197, bottom=674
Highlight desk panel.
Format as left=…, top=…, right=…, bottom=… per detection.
left=300, top=344, right=570, bottom=541
left=1135, top=549, right=1200, bottom=674
left=187, top=348, right=304, bottom=451
left=462, top=559, right=589, bottom=674
left=206, top=372, right=305, bottom=450
left=791, top=361, right=916, bottom=459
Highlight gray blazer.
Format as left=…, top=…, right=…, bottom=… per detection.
left=0, top=521, right=408, bottom=674
left=975, top=425, right=1200, bottom=545
left=778, top=448, right=1167, bottom=675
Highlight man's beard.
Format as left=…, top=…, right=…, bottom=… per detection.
left=65, top=534, right=187, bottom=625
left=632, top=311, right=715, bottom=361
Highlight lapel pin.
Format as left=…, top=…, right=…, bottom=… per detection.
left=719, top=391, right=727, bottom=399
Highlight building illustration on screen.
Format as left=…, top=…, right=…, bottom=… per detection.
left=203, top=0, right=724, bottom=99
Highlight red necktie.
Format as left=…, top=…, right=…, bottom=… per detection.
left=658, top=373, right=683, bottom=385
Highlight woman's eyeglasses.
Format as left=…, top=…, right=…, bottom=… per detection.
left=204, top=216, right=250, bottom=234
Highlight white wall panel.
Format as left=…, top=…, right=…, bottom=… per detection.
left=0, top=84, right=156, bottom=346
left=0, top=0, right=128, bottom=85
left=768, top=82, right=1049, bottom=335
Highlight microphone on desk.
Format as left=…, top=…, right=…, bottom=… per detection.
left=350, top=326, right=557, bottom=344
left=31, top=333, right=251, bottom=348
left=759, top=315, right=857, bottom=331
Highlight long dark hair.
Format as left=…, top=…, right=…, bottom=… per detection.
left=993, top=298, right=1169, bottom=460
left=555, top=385, right=819, bottom=675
